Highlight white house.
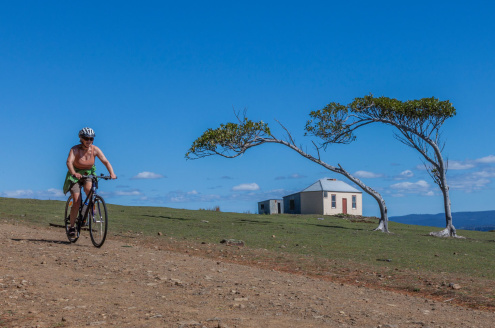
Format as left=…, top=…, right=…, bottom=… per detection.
left=283, top=178, right=362, bottom=216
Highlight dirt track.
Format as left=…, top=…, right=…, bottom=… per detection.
left=1, top=221, right=494, bottom=328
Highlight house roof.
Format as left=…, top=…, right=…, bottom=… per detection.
left=302, top=178, right=361, bottom=193
left=258, top=199, right=283, bottom=203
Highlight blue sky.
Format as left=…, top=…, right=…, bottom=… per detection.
left=1, top=1, right=494, bottom=217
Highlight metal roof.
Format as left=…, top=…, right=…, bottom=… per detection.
left=302, top=178, right=361, bottom=193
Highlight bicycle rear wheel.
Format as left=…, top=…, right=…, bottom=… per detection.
left=89, top=195, right=108, bottom=247
left=64, top=195, right=80, bottom=243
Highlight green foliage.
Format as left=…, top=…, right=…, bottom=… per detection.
left=305, top=95, right=456, bottom=144
left=351, top=95, right=456, bottom=121
left=305, top=102, right=355, bottom=144
left=186, top=118, right=271, bottom=159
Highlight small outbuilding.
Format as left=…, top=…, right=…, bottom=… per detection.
left=258, top=199, right=284, bottom=215
left=283, top=178, right=362, bottom=216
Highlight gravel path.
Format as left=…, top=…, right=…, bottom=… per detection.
left=1, top=222, right=494, bottom=327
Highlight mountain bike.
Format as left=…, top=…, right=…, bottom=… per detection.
left=64, top=174, right=114, bottom=247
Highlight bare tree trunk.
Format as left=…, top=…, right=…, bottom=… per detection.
left=381, top=119, right=457, bottom=237
left=426, top=145, right=458, bottom=237
left=337, top=164, right=389, bottom=233
left=374, top=202, right=389, bottom=232
left=429, top=170, right=457, bottom=237
left=262, top=138, right=389, bottom=232
left=442, top=185, right=456, bottom=235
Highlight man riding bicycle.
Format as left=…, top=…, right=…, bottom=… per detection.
left=63, top=127, right=117, bottom=237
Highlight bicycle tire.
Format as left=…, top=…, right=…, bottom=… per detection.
left=89, top=195, right=108, bottom=247
left=64, top=195, right=80, bottom=243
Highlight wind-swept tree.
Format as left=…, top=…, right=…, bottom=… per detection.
left=186, top=113, right=390, bottom=232
left=306, top=95, right=457, bottom=237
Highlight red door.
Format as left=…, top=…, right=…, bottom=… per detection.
left=342, top=198, right=347, bottom=214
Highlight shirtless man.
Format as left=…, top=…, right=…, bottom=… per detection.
left=64, top=127, right=117, bottom=236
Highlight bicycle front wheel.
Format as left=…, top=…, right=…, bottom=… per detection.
left=89, top=195, right=108, bottom=247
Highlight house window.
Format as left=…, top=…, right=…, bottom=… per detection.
left=331, top=194, right=336, bottom=208
left=261, top=204, right=265, bottom=210
left=289, top=199, right=295, bottom=210
left=352, top=195, right=357, bottom=209
left=324, top=191, right=328, bottom=198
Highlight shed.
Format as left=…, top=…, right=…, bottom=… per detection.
left=283, top=178, right=362, bottom=215
left=258, top=199, right=283, bottom=215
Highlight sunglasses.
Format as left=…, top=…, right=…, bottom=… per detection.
left=82, top=137, right=94, bottom=141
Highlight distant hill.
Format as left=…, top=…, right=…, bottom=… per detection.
left=390, top=210, right=495, bottom=231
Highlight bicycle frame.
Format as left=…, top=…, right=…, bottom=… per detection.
left=78, top=176, right=99, bottom=221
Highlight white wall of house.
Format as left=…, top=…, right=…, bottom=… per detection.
left=322, top=192, right=362, bottom=216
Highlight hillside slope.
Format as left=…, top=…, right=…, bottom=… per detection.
left=390, top=210, right=495, bottom=231
left=1, top=221, right=495, bottom=327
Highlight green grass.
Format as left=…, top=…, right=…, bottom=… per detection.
left=1, top=196, right=494, bottom=281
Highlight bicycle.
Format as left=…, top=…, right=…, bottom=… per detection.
left=64, top=174, right=114, bottom=247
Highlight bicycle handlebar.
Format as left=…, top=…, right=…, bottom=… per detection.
left=80, top=174, right=116, bottom=180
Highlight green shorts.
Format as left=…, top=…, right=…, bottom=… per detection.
left=63, top=165, right=96, bottom=195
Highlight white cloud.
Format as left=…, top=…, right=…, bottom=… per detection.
left=416, top=159, right=477, bottom=172
left=449, top=177, right=490, bottom=192
left=1, top=189, right=35, bottom=198
left=390, top=180, right=433, bottom=196
left=415, top=164, right=427, bottom=171
left=275, top=173, right=307, bottom=180
left=448, top=161, right=475, bottom=170
left=473, top=167, right=495, bottom=178
left=166, top=190, right=221, bottom=203
left=45, top=188, right=65, bottom=198
left=132, top=171, right=165, bottom=179
left=232, top=183, right=260, bottom=191
left=391, top=180, right=429, bottom=190
left=137, top=187, right=292, bottom=206
left=354, top=170, right=383, bottom=179
left=395, top=170, right=414, bottom=180
left=114, top=190, right=142, bottom=196
left=0, top=188, right=66, bottom=200
left=475, top=155, right=495, bottom=164
left=449, top=167, right=495, bottom=192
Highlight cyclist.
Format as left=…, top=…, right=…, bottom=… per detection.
left=63, top=127, right=117, bottom=237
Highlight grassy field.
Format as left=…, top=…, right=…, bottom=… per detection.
left=1, top=197, right=495, bottom=308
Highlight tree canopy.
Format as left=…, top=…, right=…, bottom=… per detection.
left=306, top=95, right=457, bottom=237
left=187, top=118, right=271, bottom=159
left=305, top=95, right=455, bottom=145
left=187, top=113, right=390, bottom=232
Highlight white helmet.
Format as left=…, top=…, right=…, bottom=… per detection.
left=78, top=127, right=95, bottom=138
